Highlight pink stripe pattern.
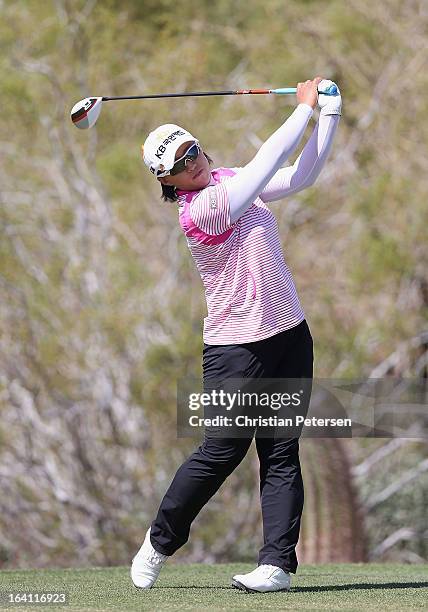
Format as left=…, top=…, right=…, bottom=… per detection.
left=177, top=168, right=305, bottom=345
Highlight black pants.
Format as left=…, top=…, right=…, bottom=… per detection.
left=150, top=319, right=314, bottom=574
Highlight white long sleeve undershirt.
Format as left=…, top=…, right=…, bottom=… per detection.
left=225, top=103, right=313, bottom=223
left=188, top=105, right=340, bottom=236
left=259, top=111, right=340, bottom=202
left=225, top=108, right=340, bottom=222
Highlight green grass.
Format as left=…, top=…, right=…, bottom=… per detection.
left=0, top=563, right=427, bottom=611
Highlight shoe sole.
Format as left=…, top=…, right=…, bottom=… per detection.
left=231, top=579, right=290, bottom=593
left=133, top=584, right=153, bottom=590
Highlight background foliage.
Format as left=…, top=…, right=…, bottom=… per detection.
left=0, top=0, right=427, bottom=568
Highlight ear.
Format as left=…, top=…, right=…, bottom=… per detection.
left=158, top=176, right=172, bottom=186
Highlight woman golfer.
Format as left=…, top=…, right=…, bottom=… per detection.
left=132, top=77, right=341, bottom=593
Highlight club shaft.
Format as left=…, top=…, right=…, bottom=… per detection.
left=101, top=88, right=298, bottom=101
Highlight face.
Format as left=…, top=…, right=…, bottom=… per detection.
left=158, top=140, right=211, bottom=191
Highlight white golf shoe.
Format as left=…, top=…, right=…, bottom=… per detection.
left=232, top=564, right=291, bottom=593
left=131, top=528, right=168, bottom=589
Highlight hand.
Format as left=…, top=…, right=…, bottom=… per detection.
left=317, top=79, right=342, bottom=115
left=296, top=77, right=323, bottom=109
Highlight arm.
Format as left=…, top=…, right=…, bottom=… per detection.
left=260, top=111, right=340, bottom=202
left=190, top=104, right=314, bottom=233
left=226, top=103, right=313, bottom=223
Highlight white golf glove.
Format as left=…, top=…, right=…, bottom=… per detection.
left=318, top=79, right=342, bottom=116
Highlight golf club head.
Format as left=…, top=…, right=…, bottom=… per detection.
left=70, top=97, right=102, bottom=129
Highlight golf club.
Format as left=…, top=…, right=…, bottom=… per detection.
left=70, top=84, right=338, bottom=129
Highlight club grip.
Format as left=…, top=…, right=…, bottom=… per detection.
left=272, top=84, right=338, bottom=96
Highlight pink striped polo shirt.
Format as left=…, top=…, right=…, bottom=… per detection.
left=177, top=167, right=306, bottom=345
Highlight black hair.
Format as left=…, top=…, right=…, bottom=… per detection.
left=161, top=153, right=213, bottom=202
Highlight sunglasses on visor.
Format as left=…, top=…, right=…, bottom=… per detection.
left=169, top=142, right=201, bottom=176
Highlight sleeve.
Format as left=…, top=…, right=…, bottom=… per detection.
left=226, top=103, right=314, bottom=223
left=189, top=182, right=231, bottom=236
left=259, top=112, right=340, bottom=202
left=189, top=103, right=314, bottom=232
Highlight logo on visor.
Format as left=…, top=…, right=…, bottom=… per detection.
left=154, top=130, right=186, bottom=160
